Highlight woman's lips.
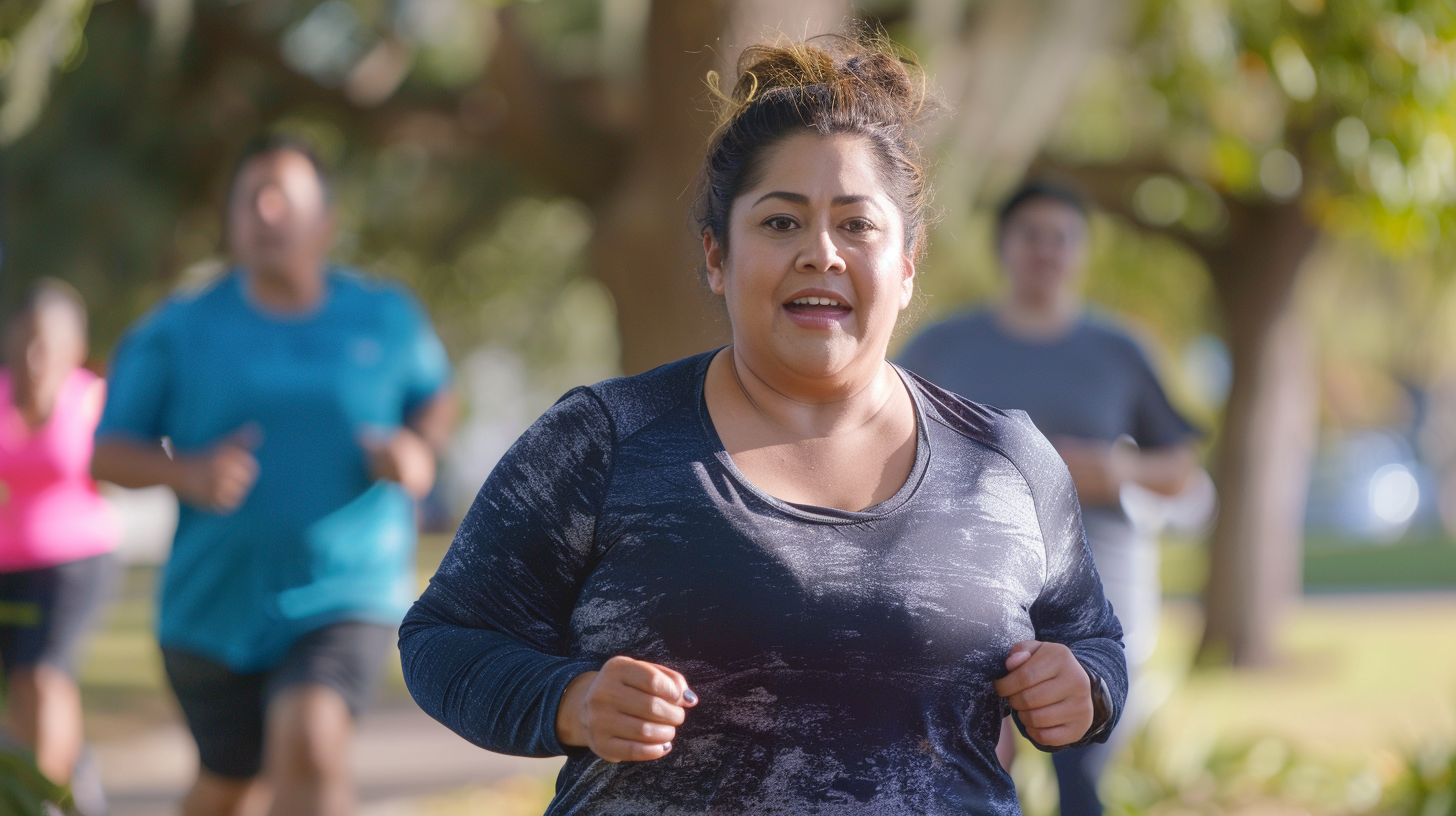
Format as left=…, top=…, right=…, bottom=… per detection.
left=783, top=301, right=852, bottom=328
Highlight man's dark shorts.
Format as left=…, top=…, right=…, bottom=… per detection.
left=162, top=621, right=395, bottom=779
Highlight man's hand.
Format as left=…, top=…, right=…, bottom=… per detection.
left=362, top=427, right=436, bottom=498
left=556, top=656, right=698, bottom=763
left=1052, top=437, right=1134, bottom=505
left=176, top=426, right=261, bottom=513
left=993, top=641, right=1094, bottom=748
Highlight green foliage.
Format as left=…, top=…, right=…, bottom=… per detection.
left=1103, top=727, right=1382, bottom=816
left=0, top=750, right=72, bottom=816
left=0, top=0, right=601, bottom=371
left=1375, top=740, right=1456, bottom=816
left=1054, top=0, right=1456, bottom=255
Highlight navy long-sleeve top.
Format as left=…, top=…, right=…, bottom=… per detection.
left=400, top=351, right=1126, bottom=815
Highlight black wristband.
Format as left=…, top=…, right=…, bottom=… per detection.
left=1083, top=664, right=1114, bottom=739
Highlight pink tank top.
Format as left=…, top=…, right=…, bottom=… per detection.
left=0, top=368, right=120, bottom=571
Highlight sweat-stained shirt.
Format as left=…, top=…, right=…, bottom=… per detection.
left=399, top=350, right=1126, bottom=816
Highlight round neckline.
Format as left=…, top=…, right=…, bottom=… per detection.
left=0, top=367, right=87, bottom=441
left=988, top=309, right=1086, bottom=347
left=693, top=349, right=932, bottom=525
left=234, top=267, right=333, bottom=323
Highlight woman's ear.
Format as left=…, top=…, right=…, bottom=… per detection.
left=703, top=229, right=727, bottom=296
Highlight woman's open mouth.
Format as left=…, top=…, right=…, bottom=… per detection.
left=783, top=294, right=853, bottom=328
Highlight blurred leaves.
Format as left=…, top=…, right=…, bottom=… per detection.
left=0, top=0, right=92, bottom=144
left=0, top=0, right=599, bottom=358
left=1375, top=739, right=1456, bottom=816
left=0, top=749, right=73, bottom=815
left=1013, top=713, right=1456, bottom=816
left=1054, top=0, right=1456, bottom=257
left=1104, top=726, right=1383, bottom=816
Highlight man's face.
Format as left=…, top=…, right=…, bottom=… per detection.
left=997, top=197, right=1089, bottom=306
left=226, top=149, right=334, bottom=276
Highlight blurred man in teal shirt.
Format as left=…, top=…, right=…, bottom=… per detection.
left=93, top=136, right=457, bottom=816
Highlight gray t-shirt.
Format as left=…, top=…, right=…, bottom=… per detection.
left=897, top=309, right=1198, bottom=502
left=898, top=310, right=1196, bottom=666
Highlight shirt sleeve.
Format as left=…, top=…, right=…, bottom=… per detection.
left=1122, top=338, right=1199, bottom=450
left=1004, top=410, right=1129, bottom=752
left=392, top=290, right=452, bottom=418
left=398, top=387, right=613, bottom=757
left=95, top=312, right=173, bottom=442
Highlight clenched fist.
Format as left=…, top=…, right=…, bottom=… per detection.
left=993, top=641, right=1095, bottom=747
left=361, top=427, right=437, bottom=498
left=177, top=425, right=261, bottom=513
left=556, top=656, right=698, bottom=763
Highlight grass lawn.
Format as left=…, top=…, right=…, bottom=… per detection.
left=1160, top=531, right=1456, bottom=596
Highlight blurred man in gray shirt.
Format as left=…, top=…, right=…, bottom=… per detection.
left=899, top=181, right=1201, bottom=816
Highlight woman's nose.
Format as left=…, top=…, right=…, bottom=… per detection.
left=797, top=228, right=846, bottom=275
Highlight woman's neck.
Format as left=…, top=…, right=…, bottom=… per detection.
left=10, top=377, right=61, bottom=430
left=720, top=345, right=902, bottom=440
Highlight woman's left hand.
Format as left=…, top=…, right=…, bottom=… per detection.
left=992, top=641, right=1093, bottom=747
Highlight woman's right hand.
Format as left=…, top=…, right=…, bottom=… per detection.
left=555, top=656, right=698, bottom=762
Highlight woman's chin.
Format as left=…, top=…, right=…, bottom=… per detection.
left=765, top=334, right=873, bottom=381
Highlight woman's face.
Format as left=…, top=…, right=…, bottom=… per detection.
left=704, top=132, right=915, bottom=381
left=5, top=305, right=85, bottom=401
left=997, top=197, right=1089, bottom=307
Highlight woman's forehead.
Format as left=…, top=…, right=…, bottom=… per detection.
left=746, top=132, right=896, bottom=205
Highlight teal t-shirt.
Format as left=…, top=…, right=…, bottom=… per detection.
left=97, top=269, right=451, bottom=671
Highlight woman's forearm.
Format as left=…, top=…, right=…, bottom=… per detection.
left=398, top=595, right=599, bottom=757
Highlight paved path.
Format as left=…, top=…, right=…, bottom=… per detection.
left=98, top=700, right=564, bottom=816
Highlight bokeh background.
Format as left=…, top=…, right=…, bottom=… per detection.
left=2, top=0, right=1454, bottom=814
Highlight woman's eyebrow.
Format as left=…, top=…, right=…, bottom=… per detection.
left=750, top=192, right=880, bottom=208
left=752, top=191, right=809, bottom=207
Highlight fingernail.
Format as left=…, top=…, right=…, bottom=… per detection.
left=682, top=689, right=698, bottom=705
left=663, top=742, right=672, bottom=753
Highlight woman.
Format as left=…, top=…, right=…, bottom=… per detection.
left=899, top=181, right=1200, bottom=816
left=0, top=279, right=119, bottom=813
left=401, top=35, right=1126, bottom=814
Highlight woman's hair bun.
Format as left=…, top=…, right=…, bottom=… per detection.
left=710, top=33, right=930, bottom=135
left=697, top=30, right=939, bottom=260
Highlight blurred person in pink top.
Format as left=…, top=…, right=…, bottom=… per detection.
left=0, top=278, right=119, bottom=813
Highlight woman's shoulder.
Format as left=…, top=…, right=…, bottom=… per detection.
left=573, top=350, right=714, bottom=443
left=509, top=352, right=711, bottom=486
left=903, top=367, right=1059, bottom=469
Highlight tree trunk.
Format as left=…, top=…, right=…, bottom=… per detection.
left=913, top=0, right=1129, bottom=221
left=590, top=0, right=851, bottom=375
left=1197, top=200, right=1321, bottom=666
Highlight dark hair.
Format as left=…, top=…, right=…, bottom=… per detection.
left=695, top=33, right=936, bottom=260
left=996, top=180, right=1089, bottom=238
left=225, top=133, right=333, bottom=209
left=13, top=277, right=87, bottom=334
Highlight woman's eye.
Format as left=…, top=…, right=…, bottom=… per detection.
left=764, top=216, right=797, bottom=231
left=844, top=218, right=875, bottom=233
